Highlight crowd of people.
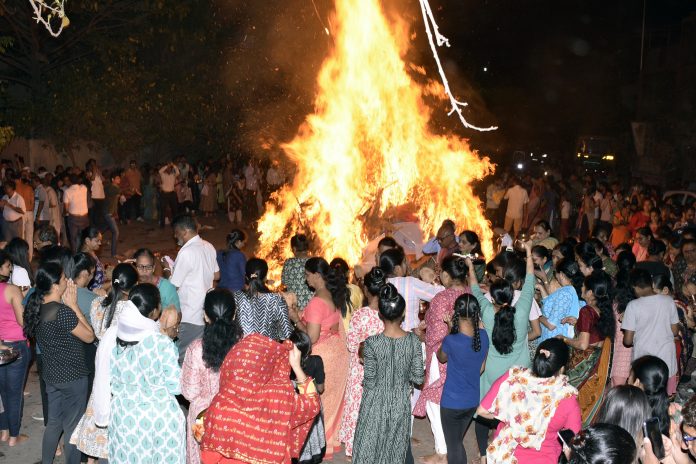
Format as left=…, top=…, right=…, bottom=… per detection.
left=0, top=158, right=695, bottom=464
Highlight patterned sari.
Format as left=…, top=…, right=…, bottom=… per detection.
left=566, top=339, right=612, bottom=426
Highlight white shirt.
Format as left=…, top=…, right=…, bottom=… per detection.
left=63, top=184, right=89, bottom=216
left=244, top=165, right=259, bottom=191
left=34, top=185, right=51, bottom=222
left=2, top=192, right=25, bottom=222
left=170, top=235, right=219, bottom=325
left=159, top=165, right=180, bottom=193
left=10, top=265, right=31, bottom=287
left=622, top=294, right=679, bottom=376
left=91, top=174, right=105, bottom=200
left=266, top=167, right=283, bottom=186
left=504, top=185, right=529, bottom=219
left=561, top=200, right=571, bottom=220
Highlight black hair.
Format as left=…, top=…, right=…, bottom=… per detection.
left=629, top=268, right=653, bottom=289
left=555, top=259, right=584, bottom=299
left=596, top=385, right=651, bottom=448
left=305, top=257, right=349, bottom=317
left=535, top=220, right=552, bottom=233
left=631, top=355, right=670, bottom=435
left=531, top=245, right=551, bottom=263
left=575, top=241, right=597, bottom=257
left=245, top=258, right=271, bottom=297
left=133, top=248, right=155, bottom=263
left=441, top=256, right=468, bottom=283
left=39, top=245, right=74, bottom=277
left=24, top=262, right=63, bottom=338
left=615, top=250, right=636, bottom=273
left=450, top=294, right=482, bottom=351
left=79, top=226, right=101, bottom=249
left=101, top=263, right=138, bottom=332
left=5, top=238, right=34, bottom=285
left=635, top=226, right=652, bottom=239
left=0, top=251, right=11, bottom=283
left=378, top=283, right=406, bottom=321
left=226, top=229, right=246, bottom=251
left=587, top=238, right=609, bottom=257
left=502, top=258, right=525, bottom=288
left=579, top=252, right=604, bottom=274
left=532, top=338, right=569, bottom=377
left=614, top=242, right=632, bottom=256
left=490, top=279, right=516, bottom=354
left=379, top=247, right=406, bottom=277
left=290, top=233, right=310, bottom=252
left=289, top=329, right=312, bottom=371
left=592, top=222, right=613, bottom=240
left=3, top=179, right=15, bottom=190
left=329, top=257, right=350, bottom=278
left=172, top=213, right=197, bottom=232
left=377, top=236, right=398, bottom=250
left=567, top=424, right=636, bottom=464
left=71, top=252, right=96, bottom=281
left=201, top=288, right=242, bottom=371
left=128, top=283, right=161, bottom=317
left=554, top=242, right=576, bottom=261
left=583, top=272, right=615, bottom=340
left=652, top=273, right=673, bottom=293
left=647, top=238, right=666, bottom=256
left=35, top=223, right=58, bottom=248
left=363, top=267, right=387, bottom=298
left=459, top=230, right=483, bottom=256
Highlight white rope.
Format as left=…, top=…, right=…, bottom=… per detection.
left=418, top=0, right=497, bottom=132
left=28, top=0, right=69, bottom=38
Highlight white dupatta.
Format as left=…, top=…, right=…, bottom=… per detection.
left=93, top=301, right=159, bottom=427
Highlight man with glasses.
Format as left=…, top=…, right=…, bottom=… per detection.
left=132, top=247, right=181, bottom=340
left=422, top=219, right=459, bottom=265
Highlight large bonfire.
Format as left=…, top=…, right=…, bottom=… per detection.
left=257, top=0, right=495, bottom=271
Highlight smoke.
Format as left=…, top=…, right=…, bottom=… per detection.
left=216, top=0, right=500, bottom=161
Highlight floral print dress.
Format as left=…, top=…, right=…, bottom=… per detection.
left=339, top=306, right=384, bottom=456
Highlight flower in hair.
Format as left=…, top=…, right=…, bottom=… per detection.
left=249, top=273, right=258, bottom=279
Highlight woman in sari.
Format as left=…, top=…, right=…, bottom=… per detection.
left=288, top=257, right=350, bottom=460
left=556, top=271, right=615, bottom=425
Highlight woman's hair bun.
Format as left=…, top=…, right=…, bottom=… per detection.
left=371, top=268, right=385, bottom=284
left=455, top=258, right=467, bottom=270
left=379, top=283, right=399, bottom=302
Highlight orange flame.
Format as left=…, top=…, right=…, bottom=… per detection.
left=257, top=0, right=495, bottom=273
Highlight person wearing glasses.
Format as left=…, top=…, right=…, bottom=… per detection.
left=132, top=248, right=180, bottom=340
left=422, top=220, right=459, bottom=266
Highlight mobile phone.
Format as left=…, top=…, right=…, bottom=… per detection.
left=643, top=417, right=665, bottom=460
left=557, top=429, right=575, bottom=448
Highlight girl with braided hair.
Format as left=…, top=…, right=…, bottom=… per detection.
left=436, top=294, right=489, bottom=464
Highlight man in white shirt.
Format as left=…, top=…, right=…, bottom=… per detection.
left=622, top=268, right=680, bottom=394
left=503, top=178, right=529, bottom=237
left=158, top=162, right=180, bottom=227
left=32, top=176, right=51, bottom=227
left=63, top=174, right=90, bottom=251
left=87, top=158, right=106, bottom=229
left=169, top=214, right=219, bottom=364
left=1, top=180, right=26, bottom=241
left=265, top=160, right=284, bottom=194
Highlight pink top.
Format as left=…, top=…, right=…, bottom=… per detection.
left=481, top=372, right=582, bottom=464
left=303, top=296, right=341, bottom=345
left=0, top=283, right=23, bottom=341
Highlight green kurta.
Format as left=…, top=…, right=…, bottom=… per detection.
left=472, top=274, right=535, bottom=399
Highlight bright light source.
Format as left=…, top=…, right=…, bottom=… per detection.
left=603, top=155, right=615, bottom=161
left=544, top=171, right=548, bottom=176
left=517, top=163, right=523, bottom=170
left=542, top=154, right=547, bottom=158
left=530, top=152, right=534, bottom=156
left=483, top=67, right=488, bottom=72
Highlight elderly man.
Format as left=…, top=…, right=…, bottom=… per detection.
left=169, top=214, right=219, bottom=363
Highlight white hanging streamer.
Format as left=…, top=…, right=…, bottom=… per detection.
left=28, top=0, right=69, bottom=38
left=418, top=0, right=497, bottom=132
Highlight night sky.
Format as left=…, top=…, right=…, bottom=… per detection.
left=220, top=0, right=696, bottom=164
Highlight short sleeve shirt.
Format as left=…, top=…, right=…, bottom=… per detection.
left=441, top=331, right=490, bottom=409
left=621, top=294, right=679, bottom=376
left=576, top=305, right=603, bottom=345
left=35, top=302, right=89, bottom=384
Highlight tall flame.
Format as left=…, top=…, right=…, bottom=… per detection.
left=257, top=0, right=495, bottom=271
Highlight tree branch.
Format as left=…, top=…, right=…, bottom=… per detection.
left=0, top=74, right=31, bottom=88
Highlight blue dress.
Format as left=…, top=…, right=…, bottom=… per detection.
left=540, top=286, right=583, bottom=341
left=217, top=249, right=246, bottom=292
left=109, top=333, right=185, bottom=463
